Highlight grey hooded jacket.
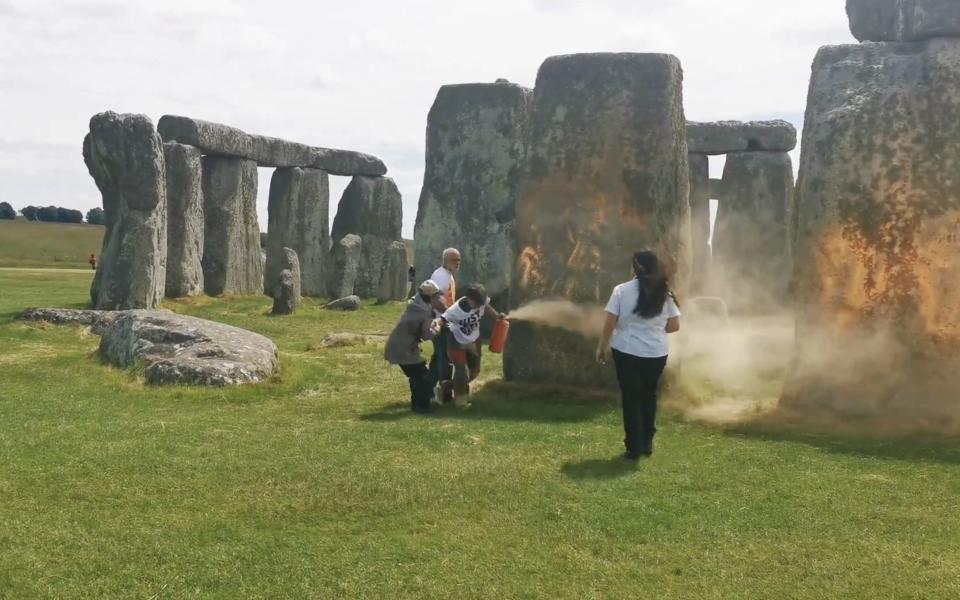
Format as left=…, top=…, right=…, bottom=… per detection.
left=384, top=294, right=439, bottom=365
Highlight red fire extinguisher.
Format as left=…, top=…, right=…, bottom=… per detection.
left=489, top=318, right=510, bottom=354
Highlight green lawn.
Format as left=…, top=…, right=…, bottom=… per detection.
left=1, top=270, right=959, bottom=598
left=0, top=219, right=104, bottom=268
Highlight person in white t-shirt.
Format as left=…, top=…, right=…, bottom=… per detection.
left=597, top=250, right=681, bottom=460
left=429, top=248, right=461, bottom=403
left=440, top=283, right=506, bottom=407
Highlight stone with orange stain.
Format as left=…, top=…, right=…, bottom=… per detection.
left=785, top=38, right=960, bottom=423
left=505, top=52, right=690, bottom=387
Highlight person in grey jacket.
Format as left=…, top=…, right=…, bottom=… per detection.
left=385, top=280, right=447, bottom=413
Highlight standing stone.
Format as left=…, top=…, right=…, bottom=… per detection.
left=846, top=0, right=960, bottom=42
left=376, top=241, right=409, bottom=303
left=330, top=176, right=403, bottom=298
left=712, top=151, right=794, bottom=313
left=413, top=81, right=532, bottom=307
left=265, top=167, right=329, bottom=297
left=83, top=111, right=167, bottom=310
left=328, top=233, right=363, bottom=299
left=505, top=53, right=691, bottom=387
left=201, top=157, right=263, bottom=296
left=271, top=247, right=301, bottom=315
left=783, top=39, right=960, bottom=422
left=163, top=142, right=204, bottom=298
left=688, top=153, right=711, bottom=294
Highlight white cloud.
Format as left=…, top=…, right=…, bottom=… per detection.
left=0, top=0, right=855, bottom=236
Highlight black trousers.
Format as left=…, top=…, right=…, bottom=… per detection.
left=612, top=349, right=668, bottom=455
left=429, top=333, right=452, bottom=381
left=400, top=362, right=434, bottom=412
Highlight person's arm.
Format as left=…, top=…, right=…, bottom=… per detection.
left=486, top=299, right=506, bottom=320
left=420, top=315, right=440, bottom=341
left=596, top=312, right=618, bottom=364
left=665, top=317, right=680, bottom=333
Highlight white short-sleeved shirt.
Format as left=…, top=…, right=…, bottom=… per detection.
left=442, top=297, right=488, bottom=345
left=604, top=279, right=680, bottom=358
left=430, top=266, right=456, bottom=310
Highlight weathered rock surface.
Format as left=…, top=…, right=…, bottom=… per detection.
left=271, top=248, right=301, bottom=315
left=157, top=115, right=387, bottom=176
left=331, top=176, right=404, bottom=298
left=16, top=307, right=120, bottom=334
left=18, top=308, right=279, bottom=385
left=847, top=0, right=960, bottom=42
left=328, top=233, right=363, bottom=299
left=688, top=153, right=711, bottom=294
left=324, top=295, right=362, bottom=311
left=83, top=111, right=167, bottom=310
left=712, top=151, right=794, bottom=312
left=783, top=39, right=960, bottom=422
left=99, top=311, right=278, bottom=385
left=163, top=142, right=204, bottom=298
left=201, top=156, right=263, bottom=296
left=413, top=81, right=532, bottom=307
left=708, top=178, right=725, bottom=200
left=376, top=240, right=409, bottom=303
left=687, top=120, right=797, bottom=155
left=265, top=167, right=329, bottom=297
left=506, top=53, right=691, bottom=387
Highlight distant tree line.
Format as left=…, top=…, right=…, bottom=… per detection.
left=0, top=203, right=104, bottom=224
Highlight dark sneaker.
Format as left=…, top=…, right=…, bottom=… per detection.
left=623, top=451, right=641, bottom=461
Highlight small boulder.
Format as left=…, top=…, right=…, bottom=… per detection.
left=271, top=248, right=301, bottom=315
left=324, top=295, right=362, bottom=311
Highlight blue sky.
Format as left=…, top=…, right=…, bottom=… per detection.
left=0, top=0, right=853, bottom=237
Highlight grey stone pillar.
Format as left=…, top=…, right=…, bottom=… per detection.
left=688, top=153, right=710, bottom=295
left=83, top=111, right=167, bottom=310
left=265, top=167, right=330, bottom=297
left=712, top=151, right=793, bottom=312
left=783, top=38, right=960, bottom=421
left=330, top=175, right=403, bottom=298
left=163, top=142, right=204, bottom=298
left=504, top=52, right=691, bottom=387
left=201, top=156, right=263, bottom=296
left=413, top=81, right=531, bottom=308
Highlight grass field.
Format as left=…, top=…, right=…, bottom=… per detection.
left=0, top=219, right=105, bottom=268
left=1, top=270, right=959, bottom=598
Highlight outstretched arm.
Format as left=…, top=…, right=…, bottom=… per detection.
left=596, top=312, right=618, bottom=364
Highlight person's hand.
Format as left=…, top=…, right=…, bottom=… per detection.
left=497, top=313, right=508, bottom=321
left=596, top=346, right=611, bottom=365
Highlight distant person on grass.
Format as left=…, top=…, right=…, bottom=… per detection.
left=596, top=250, right=680, bottom=461
left=385, top=280, right=447, bottom=414
left=429, top=248, right=461, bottom=403
left=88, top=254, right=97, bottom=270
left=440, top=283, right=507, bottom=408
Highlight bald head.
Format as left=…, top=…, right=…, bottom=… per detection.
left=442, top=248, right=461, bottom=273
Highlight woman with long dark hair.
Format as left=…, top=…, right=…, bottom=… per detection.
left=597, top=250, right=681, bottom=460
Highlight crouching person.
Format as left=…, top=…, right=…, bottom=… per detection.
left=440, top=283, right=506, bottom=407
left=385, top=280, right=447, bottom=414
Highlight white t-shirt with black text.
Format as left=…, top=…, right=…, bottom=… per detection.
left=442, top=297, right=488, bottom=345
left=604, top=279, right=681, bottom=358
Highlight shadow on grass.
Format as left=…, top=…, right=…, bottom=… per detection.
left=361, top=380, right=618, bottom=424
left=560, top=456, right=639, bottom=480
left=724, top=417, right=960, bottom=465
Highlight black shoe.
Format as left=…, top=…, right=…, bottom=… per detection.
left=623, top=451, right=641, bottom=461
left=412, top=406, right=433, bottom=415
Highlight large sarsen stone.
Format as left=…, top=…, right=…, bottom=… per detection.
left=265, top=167, right=329, bottom=297
left=506, top=53, right=691, bottom=387
left=687, top=120, right=797, bottom=155
left=83, top=111, right=167, bottom=310
left=163, top=142, right=204, bottom=298
left=201, top=157, right=263, bottom=296
left=783, top=39, right=960, bottom=423
left=331, top=176, right=403, bottom=298
left=847, top=0, right=960, bottom=42
left=157, top=115, right=387, bottom=176
left=413, top=81, right=531, bottom=306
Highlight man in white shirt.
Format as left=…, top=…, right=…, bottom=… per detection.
left=428, top=248, right=461, bottom=402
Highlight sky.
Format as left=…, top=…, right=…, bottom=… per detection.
left=0, top=0, right=855, bottom=238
